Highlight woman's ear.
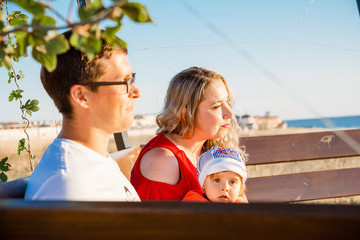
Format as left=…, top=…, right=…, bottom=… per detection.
left=69, top=85, right=90, bottom=109
left=181, top=106, right=188, bottom=121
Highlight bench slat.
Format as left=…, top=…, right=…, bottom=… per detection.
left=1, top=200, right=360, bottom=239
left=246, top=167, right=360, bottom=202
left=241, top=129, right=360, bottom=165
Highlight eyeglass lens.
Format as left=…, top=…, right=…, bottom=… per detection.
left=127, top=75, right=135, bottom=93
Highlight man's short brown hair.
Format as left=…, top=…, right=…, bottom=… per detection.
left=40, top=30, right=127, bottom=118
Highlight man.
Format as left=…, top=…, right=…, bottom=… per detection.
left=25, top=31, right=141, bottom=201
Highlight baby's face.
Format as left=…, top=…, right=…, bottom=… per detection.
left=203, top=171, right=242, bottom=203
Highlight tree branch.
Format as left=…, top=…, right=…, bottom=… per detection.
left=0, top=0, right=127, bottom=37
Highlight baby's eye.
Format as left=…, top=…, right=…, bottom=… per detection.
left=214, top=178, right=220, bottom=183
left=230, top=180, right=237, bottom=185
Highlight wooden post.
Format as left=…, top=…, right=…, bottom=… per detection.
left=114, top=131, right=131, bottom=150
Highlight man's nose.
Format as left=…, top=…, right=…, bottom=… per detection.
left=129, top=84, right=141, bottom=98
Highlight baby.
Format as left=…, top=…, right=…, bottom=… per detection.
left=184, top=146, right=247, bottom=203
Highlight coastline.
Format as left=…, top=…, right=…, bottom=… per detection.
left=1, top=126, right=327, bottom=181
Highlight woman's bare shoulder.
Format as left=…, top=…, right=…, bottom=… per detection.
left=140, top=147, right=180, bottom=185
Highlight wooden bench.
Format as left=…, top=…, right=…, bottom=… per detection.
left=243, top=128, right=360, bottom=203
left=1, top=128, right=360, bottom=239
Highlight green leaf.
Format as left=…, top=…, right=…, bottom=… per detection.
left=17, top=138, right=26, bottom=155
left=7, top=0, right=45, bottom=16
left=44, top=32, right=69, bottom=55
left=0, top=44, right=16, bottom=69
left=32, top=47, right=56, bottom=72
left=0, top=172, right=8, bottom=183
left=18, top=70, right=24, bottom=80
left=122, top=2, right=153, bottom=23
left=69, top=32, right=82, bottom=49
left=9, top=10, right=28, bottom=27
left=0, top=157, right=9, bottom=165
left=32, top=15, right=56, bottom=27
left=0, top=164, right=9, bottom=172
left=9, top=18, right=28, bottom=27
left=69, top=32, right=101, bottom=60
left=103, top=26, right=127, bottom=49
left=104, top=24, right=121, bottom=37
left=14, top=31, right=29, bottom=56
left=78, top=0, right=104, bottom=21
left=28, top=31, right=47, bottom=47
left=9, top=89, right=23, bottom=102
left=22, top=99, right=40, bottom=113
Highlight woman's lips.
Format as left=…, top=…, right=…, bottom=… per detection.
left=221, top=123, right=230, bottom=128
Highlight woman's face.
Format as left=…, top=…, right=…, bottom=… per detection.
left=193, top=80, right=233, bottom=140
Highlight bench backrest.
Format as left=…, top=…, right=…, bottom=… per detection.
left=243, top=129, right=360, bottom=202
left=1, top=129, right=360, bottom=202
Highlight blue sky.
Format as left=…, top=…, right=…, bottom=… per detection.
left=1, top=0, right=360, bottom=123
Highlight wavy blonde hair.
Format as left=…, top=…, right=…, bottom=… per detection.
left=156, top=67, right=246, bottom=159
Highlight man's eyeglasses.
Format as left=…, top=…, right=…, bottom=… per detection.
left=84, top=73, right=136, bottom=94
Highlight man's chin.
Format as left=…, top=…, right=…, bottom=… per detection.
left=114, top=120, right=133, bottom=134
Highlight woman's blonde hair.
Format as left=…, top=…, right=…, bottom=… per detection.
left=156, top=66, right=245, bottom=157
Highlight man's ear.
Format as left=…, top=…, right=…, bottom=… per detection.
left=69, top=85, right=90, bottom=109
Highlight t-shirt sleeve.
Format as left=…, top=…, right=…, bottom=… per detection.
left=31, top=173, right=100, bottom=201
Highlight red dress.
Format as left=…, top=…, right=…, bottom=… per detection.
left=130, top=133, right=203, bottom=200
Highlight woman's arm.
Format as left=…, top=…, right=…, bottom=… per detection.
left=139, top=147, right=180, bottom=185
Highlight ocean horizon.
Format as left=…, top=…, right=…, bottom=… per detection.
left=285, top=115, right=360, bottom=129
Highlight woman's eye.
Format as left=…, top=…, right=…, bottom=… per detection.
left=213, top=105, right=221, bottom=109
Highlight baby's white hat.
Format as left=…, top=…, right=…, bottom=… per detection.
left=197, top=146, right=247, bottom=187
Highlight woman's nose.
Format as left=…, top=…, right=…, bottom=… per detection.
left=222, top=103, right=233, bottom=119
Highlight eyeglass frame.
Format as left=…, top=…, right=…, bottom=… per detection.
left=83, top=73, right=136, bottom=94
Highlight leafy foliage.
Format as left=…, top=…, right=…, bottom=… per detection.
left=0, top=157, right=11, bottom=183
left=0, top=0, right=152, bottom=181
left=0, top=0, right=153, bottom=71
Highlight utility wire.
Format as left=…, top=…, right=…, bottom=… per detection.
left=177, top=0, right=360, bottom=154
left=274, top=0, right=315, bottom=69
left=129, top=38, right=360, bottom=54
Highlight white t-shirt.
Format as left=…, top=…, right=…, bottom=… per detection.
left=25, top=138, right=140, bottom=202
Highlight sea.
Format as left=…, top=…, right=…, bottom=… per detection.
left=285, top=115, right=360, bottom=129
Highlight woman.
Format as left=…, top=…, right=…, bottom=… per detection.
left=130, top=67, right=244, bottom=200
